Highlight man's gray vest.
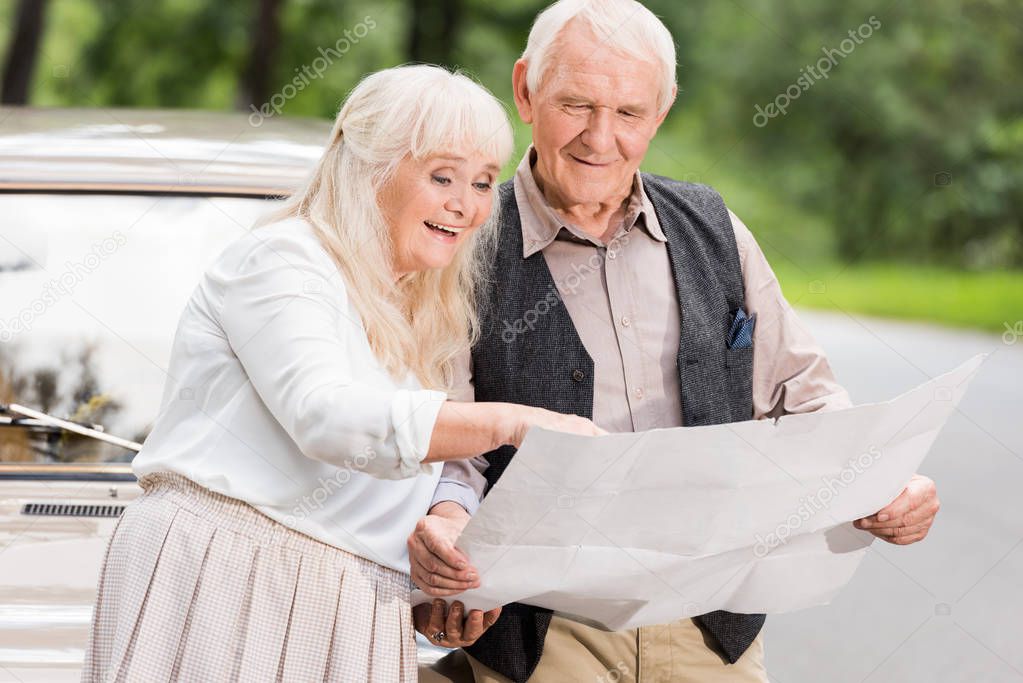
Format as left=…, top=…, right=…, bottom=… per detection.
left=464, top=175, right=766, bottom=682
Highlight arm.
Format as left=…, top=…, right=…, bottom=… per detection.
left=733, top=210, right=939, bottom=544
left=418, top=447, right=489, bottom=587
left=429, top=456, right=489, bottom=515
left=730, top=210, right=852, bottom=419
left=411, top=350, right=489, bottom=594
left=426, top=350, right=490, bottom=514
left=410, top=489, right=504, bottom=648
left=219, top=229, right=599, bottom=479
left=219, top=230, right=446, bottom=479
left=425, top=400, right=602, bottom=465
left=412, top=352, right=501, bottom=647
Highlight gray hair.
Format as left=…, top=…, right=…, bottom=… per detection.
left=521, top=0, right=677, bottom=114
left=270, top=65, right=514, bottom=390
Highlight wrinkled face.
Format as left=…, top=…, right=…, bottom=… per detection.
left=513, top=22, right=672, bottom=208
left=381, top=151, right=500, bottom=277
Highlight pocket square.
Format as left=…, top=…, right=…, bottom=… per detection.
left=727, top=308, right=756, bottom=349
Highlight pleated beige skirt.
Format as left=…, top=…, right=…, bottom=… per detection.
left=82, top=471, right=417, bottom=682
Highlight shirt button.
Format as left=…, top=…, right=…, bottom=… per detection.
left=634, top=387, right=645, bottom=400
left=621, top=316, right=632, bottom=327
left=572, top=369, right=586, bottom=382
left=607, top=251, right=617, bottom=260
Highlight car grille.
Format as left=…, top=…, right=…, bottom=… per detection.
left=20, top=503, right=125, bottom=518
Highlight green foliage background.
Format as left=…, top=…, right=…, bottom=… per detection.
left=2, top=0, right=1021, bottom=330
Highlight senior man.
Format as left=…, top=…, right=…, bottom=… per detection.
left=413, top=1, right=941, bottom=681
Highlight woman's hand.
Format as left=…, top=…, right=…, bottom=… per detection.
left=505, top=405, right=606, bottom=448
left=413, top=599, right=501, bottom=648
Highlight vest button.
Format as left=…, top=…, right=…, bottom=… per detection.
left=572, top=369, right=585, bottom=382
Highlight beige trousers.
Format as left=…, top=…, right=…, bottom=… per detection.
left=421, top=615, right=768, bottom=683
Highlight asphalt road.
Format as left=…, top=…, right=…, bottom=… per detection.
left=765, top=310, right=1023, bottom=683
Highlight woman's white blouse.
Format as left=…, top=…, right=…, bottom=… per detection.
left=133, top=218, right=447, bottom=573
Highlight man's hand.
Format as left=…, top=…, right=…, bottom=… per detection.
left=413, top=599, right=501, bottom=648
left=408, top=502, right=479, bottom=596
left=854, top=474, right=940, bottom=545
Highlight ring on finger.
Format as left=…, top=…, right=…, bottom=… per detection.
left=431, top=630, right=446, bottom=642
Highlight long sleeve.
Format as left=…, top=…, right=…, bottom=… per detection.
left=429, top=348, right=490, bottom=513
left=730, top=210, right=853, bottom=418
left=217, top=228, right=447, bottom=479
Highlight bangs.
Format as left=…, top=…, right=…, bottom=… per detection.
left=406, top=72, right=514, bottom=169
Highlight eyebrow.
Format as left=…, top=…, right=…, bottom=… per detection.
left=558, top=93, right=651, bottom=114
left=621, top=103, right=652, bottom=114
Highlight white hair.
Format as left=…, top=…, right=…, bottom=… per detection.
left=266, top=64, right=514, bottom=390
left=522, top=0, right=677, bottom=114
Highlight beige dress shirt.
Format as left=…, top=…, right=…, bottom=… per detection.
left=432, top=148, right=851, bottom=512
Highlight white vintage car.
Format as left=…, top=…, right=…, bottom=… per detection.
left=0, top=108, right=447, bottom=681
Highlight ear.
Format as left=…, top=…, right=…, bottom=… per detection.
left=652, top=84, right=678, bottom=132
left=511, top=59, right=534, bottom=125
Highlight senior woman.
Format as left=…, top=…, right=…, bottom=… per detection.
left=82, top=64, right=601, bottom=683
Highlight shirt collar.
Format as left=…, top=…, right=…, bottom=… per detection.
left=513, top=147, right=666, bottom=259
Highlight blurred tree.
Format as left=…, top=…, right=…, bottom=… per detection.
left=64, top=393, right=122, bottom=463
left=8, top=0, right=1021, bottom=268
left=66, top=0, right=250, bottom=108
left=0, top=345, right=122, bottom=463
left=0, top=361, right=32, bottom=463
left=1, top=0, right=50, bottom=104
left=452, top=0, right=540, bottom=96
left=681, top=0, right=1023, bottom=267
left=70, top=345, right=99, bottom=407
left=407, top=0, right=462, bottom=66
left=31, top=368, right=58, bottom=414
left=237, top=0, right=285, bottom=110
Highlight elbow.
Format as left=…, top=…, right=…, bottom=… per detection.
left=297, top=427, right=369, bottom=467
left=290, top=385, right=435, bottom=480
left=297, top=425, right=427, bottom=480
left=297, top=428, right=418, bottom=480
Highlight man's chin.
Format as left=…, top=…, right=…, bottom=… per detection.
left=557, top=172, right=629, bottom=203
left=562, top=186, right=621, bottom=206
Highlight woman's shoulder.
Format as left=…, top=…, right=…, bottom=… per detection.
left=205, top=216, right=351, bottom=300
left=217, top=216, right=330, bottom=268
left=213, top=216, right=343, bottom=278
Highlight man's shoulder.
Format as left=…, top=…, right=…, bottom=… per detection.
left=640, top=173, right=736, bottom=242
left=640, top=172, right=726, bottom=210
left=496, top=179, right=519, bottom=215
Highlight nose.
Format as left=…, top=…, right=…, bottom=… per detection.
left=579, top=107, right=615, bottom=156
left=443, top=185, right=467, bottom=220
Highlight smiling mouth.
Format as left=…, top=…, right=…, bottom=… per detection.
left=570, top=155, right=613, bottom=167
left=424, top=220, right=466, bottom=237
